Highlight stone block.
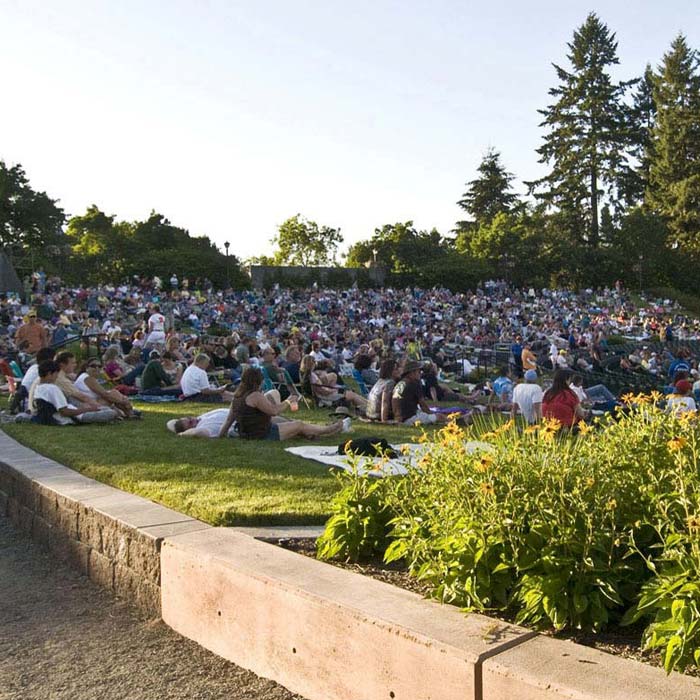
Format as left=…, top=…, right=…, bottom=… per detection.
left=481, top=633, right=700, bottom=700
left=76, top=506, right=103, bottom=552
left=88, top=549, right=115, bottom=590
left=7, top=496, right=20, bottom=527
left=32, top=515, right=53, bottom=548
left=0, top=490, right=8, bottom=517
left=161, top=528, right=533, bottom=700
left=115, top=562, right=159, bottom=615
left=126, top=531, right=161, bottom=584
left=18, top=505, right=34, bottom=533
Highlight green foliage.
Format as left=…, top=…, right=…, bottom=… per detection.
left=0, top=161, right=65, bottom=252
left=271, top=214, right=343, bottom=266
left=318, top=404, right=700, bottom=673
left=646, top=35, right=700, bottom=252
left=528, top=13, right=637, bottom=245
left=316, top=464, right=393, bottom=562
left=456, top=148, right=519, bottom=230
left=65, top=207, right=248, bottom=288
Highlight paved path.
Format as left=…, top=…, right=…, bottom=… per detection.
left=0, top=518, right=302, bottom=700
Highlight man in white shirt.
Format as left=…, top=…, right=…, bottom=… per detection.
left=511, top=370, right=544, bottom=424
left=180, top=354, right=234, bottom=403
left=166, top=408, right=238, bottom=438
left=32, top=361, right=117, bottom=425
left=146, top=305, right=166, bottom=347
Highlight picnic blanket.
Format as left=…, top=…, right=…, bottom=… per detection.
left=285, top=441, right=493, bottom=477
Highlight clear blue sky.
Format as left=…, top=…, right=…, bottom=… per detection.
left=1, top=1, right=697, bottom=261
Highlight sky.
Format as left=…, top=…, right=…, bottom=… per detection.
left=1, top=1, right=698, bottom=262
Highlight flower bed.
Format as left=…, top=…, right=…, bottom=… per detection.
left=317, top=398, right=700, bottom=674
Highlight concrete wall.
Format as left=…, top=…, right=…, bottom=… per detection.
left=3, top=428, right=700, bottom=700
left=0, top=432, right=210, bottom=616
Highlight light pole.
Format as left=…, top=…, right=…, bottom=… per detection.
left=224, top=241, right=230, bottom=287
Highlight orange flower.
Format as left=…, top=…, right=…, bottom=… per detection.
left=480, top=482, right=495, bottom=497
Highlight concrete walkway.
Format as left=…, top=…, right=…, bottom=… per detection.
left=0, top=517, right=303, bottom=700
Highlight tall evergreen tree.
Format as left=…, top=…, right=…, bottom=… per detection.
left=456, top=148, right=519, bottom=230
left=646, top=35, right=700, bottom=251
left=622, top=65, right=657, bottom=205
left=528, top=13, right=635, bottom=246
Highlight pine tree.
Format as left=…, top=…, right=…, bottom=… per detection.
left=646, top=35, right=700, bottom=251
left=456, top=148, right=519, bottom=230
left=528, top=13, right=635, bottom=246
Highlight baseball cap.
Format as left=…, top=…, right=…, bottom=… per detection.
left=524, top=370, right=538, bottom=381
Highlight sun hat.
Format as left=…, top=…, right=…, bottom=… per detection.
left=166, top=419, right=179, bottom=433
left=524, top=369, right=538, bottom=381
left=401, top=360, right=424, bottom=377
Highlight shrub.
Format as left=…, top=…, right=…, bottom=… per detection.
left=318, top=402, right=700, bottom=673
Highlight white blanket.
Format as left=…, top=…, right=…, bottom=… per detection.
left=285, top=441, right=493, bottom=478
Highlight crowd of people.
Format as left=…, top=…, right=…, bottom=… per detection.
left=2, top=275, right=700, bottom=439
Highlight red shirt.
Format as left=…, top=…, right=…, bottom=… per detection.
left=542, top=388, right=580, bottom=427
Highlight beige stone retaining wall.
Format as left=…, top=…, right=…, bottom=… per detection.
left=0, top=431, right=210, bottom=616
left=3, top=429, right=700, bottom=700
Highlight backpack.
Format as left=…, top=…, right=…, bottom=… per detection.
left=338, top=437, right=398, bottom=459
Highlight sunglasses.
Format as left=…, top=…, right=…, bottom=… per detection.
left=88, top=363, right=102, bottom=369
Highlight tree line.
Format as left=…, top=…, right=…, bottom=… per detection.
left=2, top=13, right=698, bottom=293
left=346, top=14, right=700, bottom=293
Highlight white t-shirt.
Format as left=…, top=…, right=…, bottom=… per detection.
left=195, top=409, right=231, bottom=437
left=21, top=363, right=39, bottom=390
left=666, top=395, right=697, bottom=414
left=33, top=383, right=75, bottom=425
left=148, top=313, right=165, bottom=332
left=570, top=384, right=587, bottom=403
left=512, top=383, right=544, bottom=424
left=74, top=373, right=100, bottom=400
left=181, top=364, right=212, bottom=397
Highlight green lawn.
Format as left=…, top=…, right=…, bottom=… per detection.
left=2, top=401, right=422, bottom=526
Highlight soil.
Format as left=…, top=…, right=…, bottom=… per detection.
left=277, top=538, right=698, bottom=677
left=0, top=518, right=304, bottom=700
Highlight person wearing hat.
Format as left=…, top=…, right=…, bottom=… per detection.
left=511, top=370, right=543, bottom=424
left=392, top=360, right=443, bottom=426
left=666, top=379, right=697, bottom=415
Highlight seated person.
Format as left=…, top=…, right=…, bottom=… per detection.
left=666, top=379, right=697, bottom=414
left=31, top=360, right=118, bottom=425
left=74, top=360, right=138, bottom=418
left=354, top=353, right=379, bottom=389
left=218, top=367, right=349, bottom=440
left=261, top=346, right=296, bottom=399
left=180, top=353, right=235, bottom=403
left=299, top=354, right=367, bottom=412
left=279, top=345, right=302, bottom=384
left=568, top=374, right=617, bottom=411
left=103, top=344, right=143, bottom=386
left=366, top=358, right=400, bottom=422
left=511, top=370, right=543, bottom=424
left=50, top=351, right=103, bottom=412
left=167, top=408, right=237, bottom=438
left=140, top=351, right=183, bottom=396
left=422, top=362, right=466, bottom=403
left=492, top=367, right=514, bottom=405
left=542, top=370, right=589, bottom=427
left=392, top=360, right=447, bottom=426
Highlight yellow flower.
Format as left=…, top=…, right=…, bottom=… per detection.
left=585, top=477, right=595, bottom=489
left=649, top=390, right=663, bottom=403
left=605, top=498, right=617, bottom=511
left=481, top=431, right=497, bottom=440
left=400, top=444, right=412, bottom=456
left=474, top=454, right=495, bottom=473
left=480, top=482, right=495, bottom=497
left=667, top=437, right=688, bottom=452
left=524, top=425, right=539, bottom=434
left=577, top=422, right=593, bottom=436
left=686, top=514, right=700, bottom=530
left=620, top=393, right=637, bottom=406
left=496, top=419, right=515, bottom=434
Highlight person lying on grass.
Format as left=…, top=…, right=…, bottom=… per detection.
left=167, top=408, right=238, bottom=438
left=218, top=367, right=350, bottom=441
